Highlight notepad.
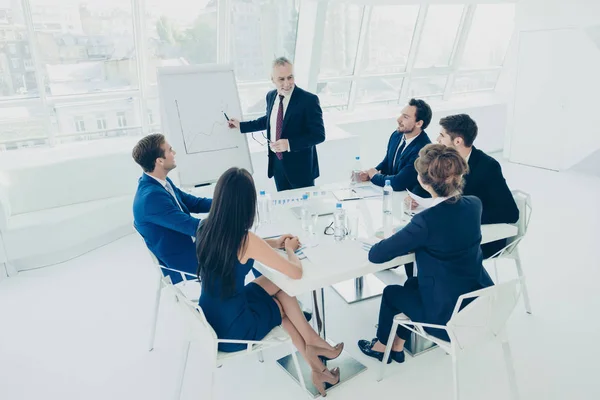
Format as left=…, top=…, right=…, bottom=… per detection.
left=332, top=185, right=383, bottom=201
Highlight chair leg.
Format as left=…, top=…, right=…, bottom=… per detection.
left=451, top=351, right=460, bottom=400
left=257, top=350, right=264, bottom=363
left=378, top=320, right=398, bottom=382
left=502, top=340, right=520, bottom=400
left=174, top=341, right=191, bottom=400
left=149, top=275, right=163, bottom=352
left=493, top=259, right=499, bottom=284
left=514, top=251, right=532, bottom=314
left=289, top=343, right=307, bottom=393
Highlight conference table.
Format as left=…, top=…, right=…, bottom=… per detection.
left=252, top=182, right=518, bottom=397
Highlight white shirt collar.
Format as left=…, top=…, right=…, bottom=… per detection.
left=465, top=148, right=473, bottom=163
left=403, top=132, right=421, bottom=147
left=145, top=172, right=167, bottom=188
left=430, top=191, right=461, bottom=208
left=277, top=85, right=295, bottom=100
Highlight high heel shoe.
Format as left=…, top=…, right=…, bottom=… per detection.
left=311, top=367, right=340, bottom=397
left=306, top=342, right=344, bottom=362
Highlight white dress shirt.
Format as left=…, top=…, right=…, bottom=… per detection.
left=269, top=86, right=294, bottom=152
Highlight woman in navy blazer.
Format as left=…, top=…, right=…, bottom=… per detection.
left=358, top=144, right=494, bottom=364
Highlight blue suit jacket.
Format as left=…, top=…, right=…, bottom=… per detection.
left=412, top=147, right=519, bottom=258
left=133, top=173, right=212, bottom=283
left=369, top=196, right=493, bottom=328
left=372, top=131, right=431, bottom=191
left=240, top=86, right=325, bottom=187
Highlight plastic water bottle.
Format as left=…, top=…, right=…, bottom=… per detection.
left=334, top=203, right=346, bottom=241
left=382, top=180, right=393, bottom=238
left=300, top=193, right=310, bottom=231
left=351, top=156, right=362, bottom=184
left=258, top=190, right=272, bottom=225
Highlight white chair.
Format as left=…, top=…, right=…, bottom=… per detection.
left=489, top=190, right=533, bottom=314
left=378, top=279, right=523, bottom=400
left=134, top=229, right=199, bottom=352
left=167, top=283, right=306, bottom=400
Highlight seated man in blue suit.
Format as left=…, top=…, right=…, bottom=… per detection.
left=132, top=133, right=212, bottom=284
left=227, top=57, right=325, bottom=191
left=358, top=98, right=432, bottom=191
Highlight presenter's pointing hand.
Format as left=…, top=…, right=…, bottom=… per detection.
left=228, top=118, right=240, bottom=129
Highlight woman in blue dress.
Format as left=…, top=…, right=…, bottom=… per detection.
left=196, top=167, right=342, bottom=396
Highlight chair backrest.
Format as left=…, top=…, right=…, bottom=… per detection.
left=167, top=283, right=219, bottom=366
left=446, top=279, right=522, bottom=350
left=506, top=190, right=532, bottom=247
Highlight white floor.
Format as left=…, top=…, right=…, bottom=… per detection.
left=1, top=161, right=600, bottom=400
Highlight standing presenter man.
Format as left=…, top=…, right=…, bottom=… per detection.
left=227, top=57, right=325, bottom=191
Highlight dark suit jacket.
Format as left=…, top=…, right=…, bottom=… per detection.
left=369, top=196, right=493, bottom=330
left=240, top=86, right=325, bottom=187
left=372, top=131, right=431, bottom=191
left=412, top=147, right=519, bottom=258
left=133, top=173, right=212, bottom=284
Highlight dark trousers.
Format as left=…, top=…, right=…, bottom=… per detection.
left=404, top=262, right=414, bottom=278
left=376, top=278, right=423, bottom=344
left=376, top=278, right=450, bottom=344
left=272, top=155, right=314, bottom=192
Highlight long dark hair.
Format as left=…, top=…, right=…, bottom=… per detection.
left=196, top=167, right=257, bottom=298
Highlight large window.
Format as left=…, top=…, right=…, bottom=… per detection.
left=0, top=1, right=516, bottom=151
left=414, top=5, right=464, bottom=69
left=319, top=3, right=363, bottom=78
left=316, top=3, right=515, bottom=112
left=231, top=0, right=299, bottom=117
left=460, top=4, right=515, bottom=69
left=145, top=0, right=218, bottom=86
left=31, top=0, right=138, bottom=96
left=0, top=3, right=38, bottom=99
left=359, top=5, right=419, bottom=75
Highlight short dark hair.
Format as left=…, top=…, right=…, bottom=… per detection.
left=408, top=98, right=433, bottom=130
left=415, top=144, right=468, bottom=198
left=439, top=114, right=478, bottom=147
left=132, top=133, right=166, bottom=173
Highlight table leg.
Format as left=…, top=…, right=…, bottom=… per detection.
left=331, top=274, right=386, bottom=304
left=276, top=286, right=367, bottom=397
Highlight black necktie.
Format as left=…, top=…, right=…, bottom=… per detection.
left=392, top=137, right=406, bottom=173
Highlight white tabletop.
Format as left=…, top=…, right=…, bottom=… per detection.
left=253, top=183, right=518, bottom=297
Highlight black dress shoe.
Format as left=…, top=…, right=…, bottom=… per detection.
left=303, top=311, right=313, bottom=322
left=357, top=338, right=405, bottom=364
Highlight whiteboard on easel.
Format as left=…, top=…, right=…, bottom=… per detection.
left=157, top=64, right=253, bottom=187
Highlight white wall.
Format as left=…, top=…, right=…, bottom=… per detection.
left=498, top=0, right=600, bottom=170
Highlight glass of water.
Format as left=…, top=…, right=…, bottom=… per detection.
left=347, top=213, right=359, bottom=240
left=307, top=213, right=319, bottom=245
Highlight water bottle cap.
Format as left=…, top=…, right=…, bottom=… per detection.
left=355, top=156, right=360, bottom=160
left=259, top=190, right=265, bottom=195
left=336, top=203, right=342, bottom=208
left=385, top=180, right=391, bottom=186
left=302, top=194, right=308, bottom=200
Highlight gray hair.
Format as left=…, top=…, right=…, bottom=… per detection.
left=272, top=56, right=292, bottom=68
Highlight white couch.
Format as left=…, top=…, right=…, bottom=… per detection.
left=0, top=151, right=141, bottom=274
